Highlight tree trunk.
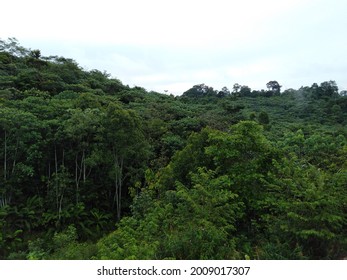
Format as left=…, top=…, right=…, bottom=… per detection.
left=82, top=149, right=86, bottom=183
left=4, top=130, right=7, bottom=181
left=11, top=139, right=19, bottom=175
left=75, top=155, right=80, bottom=204
left=54, top=145, right=59, bottom=210
left=112, top=154, right=124, bottom=221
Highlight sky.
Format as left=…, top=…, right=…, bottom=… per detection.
left=1, top=0, right=347, bottom=95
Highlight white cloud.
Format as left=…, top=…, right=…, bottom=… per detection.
left=2, top=0, right=347, bottom=94
left=2, top=0, right=305, bottom=46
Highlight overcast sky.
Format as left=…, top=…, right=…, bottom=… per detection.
left=2, top=0, right=347, bottom=95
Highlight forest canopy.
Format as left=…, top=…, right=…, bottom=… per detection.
left=0, top=38, right=346, bottom=260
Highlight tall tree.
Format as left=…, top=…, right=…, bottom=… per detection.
left=266, top=81, right=281, bottom=95
left=101, top=103, right=149, bottom=220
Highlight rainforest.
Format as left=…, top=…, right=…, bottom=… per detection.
left=0, top=38, right=346, bottom=260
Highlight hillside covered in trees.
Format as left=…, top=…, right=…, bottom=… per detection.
left=0, top=38, right=346, bottom=260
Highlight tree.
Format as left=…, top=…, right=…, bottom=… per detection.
left=97, top=167, right=244, bottom=260
left=266, top=81, right=281, bottom=95
left=331, top=104, right=343, bottom=123
left=267, top=156, right=347, bottom=259
left=0, top=107, right=43, bottom=187
left=232, top=83, right=241, bottom=96
left=0, top=38, right=29, bottom=57
left=258, top=111, right=270, bottom=125
left=319, top=81, right=339, bottom=99
left=217, top=86, right=230, bottom=97
left=182, top=84, right=216, bottom=98
left=101, top=103, right=149, bottom=221
left=310, top=81, right=339, bottom=99
left=63, top=108, right=103, bottom=204
left=239, top=85, right=252, bottom=97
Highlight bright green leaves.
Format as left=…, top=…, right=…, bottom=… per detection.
left=98, top=120, right=346, bottom=260
left=206, top=121, right=272, bottom=174
left=174, top=169, right=242, bottom=232
left=27, top=225, right=97, bottom=260
left=205, top=122, right=277, bottom=242
left=98, top=168, right=243, bottom=259
left=267, top=157, right=347, bottom=259
left=280, top=129, right=347, bottom=172
left=98, top=122, right=275, bottom=259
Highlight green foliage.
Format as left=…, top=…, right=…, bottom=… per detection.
left=182, top=84, right=217, bottom=98
left=258, top=111, right=270, bottom=125
left=1, top=38, right=346, bottom=260
left=265, top=157, right=347, bottom=259
left=266, top=81, right=281, bottom=95
left=98, top=168, right=243, bottom=259
left=27, top=225, right=98, bottom=260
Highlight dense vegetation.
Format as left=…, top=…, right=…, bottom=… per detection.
left=0, top=38, right=346, bottom=260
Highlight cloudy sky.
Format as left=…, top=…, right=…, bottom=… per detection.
left=2, top=0, right=347, bottom=94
